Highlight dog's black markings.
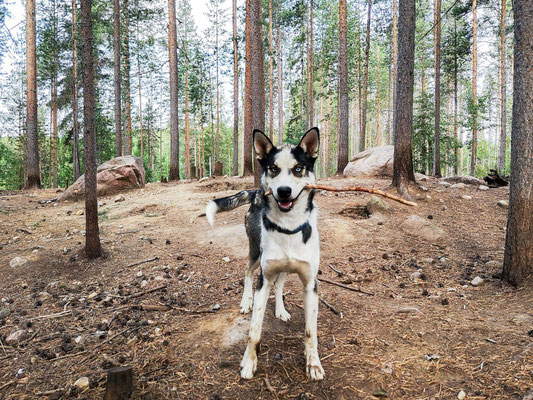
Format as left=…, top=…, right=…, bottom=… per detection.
left=313, top=279, right=318, bottom=292
left=256, top=270, right=264, bottom=290
left=262, top=214, right=312, bottom=244
left=306, top=189, right=315, bottom=213
left=213, top=190, right=256, bottom=212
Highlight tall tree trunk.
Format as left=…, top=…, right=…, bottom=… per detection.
left=502, top=0, right=533, bottom=285
left=359, top=0, right=371, bottom=152
left=391, top=0, right=416, bottom=196
left=306, top=0, right=314, bottom=130
left=277, top=8, right=283, bottom=145
left=357, top=33, right=362, bottom=152
left=392, top=0, right=397, bottom=133
left=123, top=0, right=132, bottom=155
left=376, top=48, right=381, bottom=147
left=52, top=75, right=58, bottom=188
left=136, top=11, right=143, bottom=163
left=453, top=17, right=458, bottom=175
left=470, top=0, right=478, bottom=176
left=184, top=50, right=191, bottom=179
left=72, top=0, right=81, bottom=180
left=168, top=0, right=180, bottom=180
left=113, top=0, right=122, bottom=157
left=215, top=15, right=220, bottom=162
left=498, top=0, right=507, bottom=172
left=268, top=0, right=274, bottom=139
left=80, top=0, right=102, bottom=258
left=337, top=0, right=348, bottom=173
left=25, top=0, right=41, bottom=189
left=242, top=0, right=253, bottom=176
left=232, top=0, right=239, bottom=175
left=433, top=0, right=442, bottom=177
left=386, top=62, right=391, bottom=144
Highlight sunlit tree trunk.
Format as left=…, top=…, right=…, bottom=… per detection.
left=72, top=0, right=81, bottom=180
left=392, top=0, right=397, bottom=132
left=277, top=6, right=283, bottom=145
left=470, top=0, right=478, bottom=176
left=268, top=0, right=274, bottom=139
left=184, top=50, right=190, bottom=179
left=123, top=0, right=132, bottom=155
left=136, top=10, right=144, bottom=163
left=168, top=0, right=180, bottom=180
left=359, top=0, right=371, bottom=152
left=433, top=0, right=442, bottom=177
left=243, top=0, right=253, bottom=176
left=376, top=48, right=381, bottom=147
left=306, top=0, right=314, bottom=130
left=232, top=0, right=239, bottom=175
left=498, top=0, right=507, bottom=172
left=113, top=0, right=122, bottom=157
left=337, top=0, right=348, bottom=173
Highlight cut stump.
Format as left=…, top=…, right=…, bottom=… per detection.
left=103, top=366, right=133, bottom=400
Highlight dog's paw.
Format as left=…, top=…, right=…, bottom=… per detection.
left=240, top=355, right=257, bottom=379
left=275, top=307, right=291, bottom=322
left=306, top=362, right=325, bottom=381
left=240, top=296, right=253, bottom=314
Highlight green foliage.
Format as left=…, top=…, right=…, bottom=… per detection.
left=0, top=138, right=24, bottom=190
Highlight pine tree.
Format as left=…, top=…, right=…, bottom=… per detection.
left=336, top=0, right=348, bottom=174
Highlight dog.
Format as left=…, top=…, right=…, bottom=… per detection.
left=205, top=127, right=324, bottom=380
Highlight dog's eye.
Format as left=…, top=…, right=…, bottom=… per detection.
left=294, top=165, right=303, bottom=173
left=270, top=166, right=279, bottom=173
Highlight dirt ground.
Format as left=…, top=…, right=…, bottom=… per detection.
left=0, top=175, right=531, bottom=400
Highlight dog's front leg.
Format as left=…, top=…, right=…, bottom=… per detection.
left=240, top=272, right=272, bottom=379
left=274, top=272, right=291, bottom=321
left=240, top=259, right=259, bottom=314
left=303, top=279, right=324, bottom=380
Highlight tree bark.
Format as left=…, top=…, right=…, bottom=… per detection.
left=391, top=0, right=416, bottom=195
left=136, top=11, right=143, bottom=164
left=268, top=0, right=274, bottom=139
left=123, top=0, right=132, bottom=155
left=113, top=0, right=122, bottom=157
left=392, top=0, right=397, bottom=135
left=433, top=0, right=441, bottom=177
left=470, top=0, right=478, bottom=176
left=25, top=0, right=41, bottom=189
left=502, top=0, right=533, bottom=285
left=498, top=0, right=507, bottom=172
left=502, top=0, right=533, bottom=286
left=306, top=0, right=314, bottom=130
left=52, top=75, right=58, bottom=188
left=72, top=0, right=81, bottom=180
left=359, top=0, right=371, bottom=152
left=242, top=0, right=253, bottom=176
left=232, top=0, right=239, bottom=175
left=277, top=6, right=283, bottom=145
left=168, top=0, right=180, bottom=180
left=453, top=17, right=458, bottom=175
left=80, top=0, right=102, bottom=258
left=337, top=0, right=348, bottom=174
left=376, top=48, right=381, bottom=147
left=184, top=49, right=190, bottom=179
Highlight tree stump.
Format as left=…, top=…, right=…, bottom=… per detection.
left=103, top=366, right=133, bottom=400
left=213, top=161, right=223, bottom=176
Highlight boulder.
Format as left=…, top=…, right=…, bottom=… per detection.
left=366, top=195, right=390, bottom=214
left=441, top=175, right=485, bottom=186
left=343, top=145, right=394, bottom=177
left=60, top=156, right=145, bottom=202
left=400, top=215, right=444, bottom=242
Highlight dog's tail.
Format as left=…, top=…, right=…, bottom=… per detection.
left=205, top=190, right=256, bottom=226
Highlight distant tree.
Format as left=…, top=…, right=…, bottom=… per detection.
left=80, top=0, right=102, bottom=258
left=336, top=0, right=348, bottom=174
left=25, top=0, right=41, bottom=189
left=306, top=0, right=314, bottom=131
left=497, top=0, right=507, bottom=172
left=113, top=0, right=122, bottom=157
left=232, top=0, right=239, bottom=175
left=470, top=0, right=478, bottom=176
left=168, top=0, right=180, bottom=181
left=502, top=0, right=533, bottom=286
left=433, top=0, right=441, bottom=177
left=123, top=0, right=133, bottom=155
left=242, top=0, right=253, bottom=176
left=72, top=0, right=81, bottom=180
left=359, top=0, right=371, bottom=152
left=277, top=1, right=283, bottom=145
left=391, top=0, right=416, bottom=196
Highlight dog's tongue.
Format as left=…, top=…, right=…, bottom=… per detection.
left=279, top=200, right=292, bottom=209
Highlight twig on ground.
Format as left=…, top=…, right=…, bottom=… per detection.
left=124, top=256, right=159, bottom=269
left=320, top=297, right=342, bottom=317
left=114, top=304, right=172, bottom=312
left=327, top=264, right=344, bottom=277
left=264, top=377, right=278, bottom=398
left=116, top=230, right=140, bottom=235
left=51, top=351, right=87, bottom=362
left=94, top=327, right=138, bottom=350
left=0, top=379, right=16, bottom=392
left=127, top=285, right=167, bottom=300
left=0, top=339, right=7, bottom=357
left=317, top=277, right=374, bottom=296
left=25, top=310, right=72, bottom=321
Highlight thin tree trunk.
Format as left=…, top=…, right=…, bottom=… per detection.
left=470, top=0, right=478, bottom=176
left=123, top=0, right=132, bottom=155
left=215, top=14, right=220, bottom=162
left=277, top=7, right=283, bottom=145
left=357, top=33, right=362, bottom=152
left=307, top=0, right=314, bottom=130
left=80, top=0, right=102, bottom=258
left=184, top=50, right=191, bottom=179
left=391, top=0, right=416, bottom=196
left=433, top=0, right=442, bottom=177
left=376, top=48, right=381, bottom=147
left=113, top=0, right=122, bottom=157
left=502, top=0, right=533, bottom=285
left=268, top=0, right=274, bottom=139
left=453, top=17, right=458, bottom=175
left=392, top=0, right=397, bottom=133
left=72, top=0, right=81, bottom=180
left=336, top=0, right=348, bottom=174
left=243, top=0, right=253, bottom=176
left=359, top=0, right=371, bottom=152
left=498, top=0, right=507, bottom=172
left=136, top=11, right=143, bottom=164
left=168, top=0, right=180, bottom=180
left=232, top=0, right=239, bottom=175
left=52, top=75, right=58, bottom=188
left=25, top=0, right=41, bottom=189
left=386, top=62, right=391, bottom=144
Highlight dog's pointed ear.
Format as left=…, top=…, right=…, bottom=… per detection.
left=298, top=127, right=320, bottom=159
left=253, top=129, right=274, bottom=160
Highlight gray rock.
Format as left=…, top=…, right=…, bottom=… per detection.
left=74, top=377, right=89, bottom=390
left=462, top=195, right=473, bottom=200
left=471, top=276, right=484, bottom=286
left=485, top=260, right=501, bottom=269
left=343, top=145, right=394, bottom=177
left=0, top=307, right=10, bottom=319
left=366, top=195, right=390, bottom=214
left=438, top=181, right=451, bottom=187
left=457, top=390, right=466, bottom=400
left=6, top=329, right=27, bottom=345
left=497, top=200, right=509, bottom=209
left=10, top=256, right=28, bottom=268
left=450, top=183, right=466, bottom=189
left=114, top=194, right=125, bottom=202
left=400, top=215, right=445, bottom=241
left=478, top=185, right=489, bottom=191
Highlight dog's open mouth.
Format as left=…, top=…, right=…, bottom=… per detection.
left=277, top=200, right=293, bottom=212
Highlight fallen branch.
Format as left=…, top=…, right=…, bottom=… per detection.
left=0, top=379, right=16, bottom=392
left=127, top=285, right=167, bottom=300
left=25, top=310, right=72, bottom=321
left=317, top=277, right=374, bottom=296
left=124, top=256, right=159, bottom=269
left=320, top=297, right=342, bottom=317
left=51, top=351, right=87, bottom=362
left=115, top=304, right=172, bottom=312
left=305, top=184, right=417, bottom=206
left=327, top=264, right=344, bottom=277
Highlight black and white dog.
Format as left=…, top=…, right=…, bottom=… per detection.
left=205, top=128, right=324, bottom=380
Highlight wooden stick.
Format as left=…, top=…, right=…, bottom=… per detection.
left=317, top=277, right=374, bottom=296
left=114, top=304, right=172, bottom=312
left=25, top=310, right=72, bottom=321
left=320, top=297, right=342, bottom=317
left=304, top=184, right=418, bottom=206
left=124, top=256, right=159, bottom=269
left=0, top=379, right=16, bottom=392
left=127, top=285, right=167, bottom=300
left=327, top=264, right=344, bottom=277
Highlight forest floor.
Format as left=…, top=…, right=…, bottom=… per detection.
left=0, top=175, right=532, bottom=400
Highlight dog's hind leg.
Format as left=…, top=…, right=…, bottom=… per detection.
left=240, top=259, right=259, bottom=314
left=274, top=273, right=291, bottom=321
left=240, top=271, right=273, bottom=379
left=302, top=279, right=324, bottom=380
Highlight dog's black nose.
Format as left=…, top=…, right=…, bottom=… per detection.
left=277, top=186, right=292, bottom=199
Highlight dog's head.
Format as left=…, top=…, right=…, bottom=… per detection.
left=253, top=128, right=319, bottom=213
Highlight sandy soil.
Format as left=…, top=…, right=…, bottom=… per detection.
left=0, top=176, right=531, bottom=399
